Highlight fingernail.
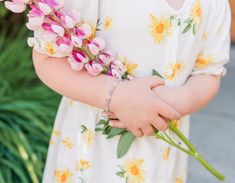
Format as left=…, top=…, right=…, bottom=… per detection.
left=109, top=121, right=113, bottom=126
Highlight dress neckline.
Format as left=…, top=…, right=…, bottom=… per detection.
left=160, top=0, right=189, bottom=15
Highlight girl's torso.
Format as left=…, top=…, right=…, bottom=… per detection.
left=65, top=0, right=211, bottom=86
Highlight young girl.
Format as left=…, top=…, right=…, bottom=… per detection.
left=32, top=0, right=231, bottom=182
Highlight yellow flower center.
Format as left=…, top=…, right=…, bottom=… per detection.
left=104, top=17, right=113, bottom=30
left=156, top=23, right=165, bottom=34
left=196, top=58, right=206, bottom=65
left=60, top=173, right=67, bottom=183
left=130, top=165, right=140, bottom=176
left=196, top=7, right=201, bottom=17
left=105, top=21, right=111, bottom=28
left=44, top=43, right=55, bottom=55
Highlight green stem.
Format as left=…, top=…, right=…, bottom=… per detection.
left=154, top=132, right=175, bottom=146
left=163, top=131, right=176, bottom=144
left=169, top=122, right=196, bottom=152
left=168, top=122, right=225, bottom=181
left=162, top=131, right=193, bottom=155
left=194, top=152, right=225, bottom=181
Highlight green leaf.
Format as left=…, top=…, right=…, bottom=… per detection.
left=81, top=125, right=87, bottom=133
left=116, top=171, right=125, bottom=177
left=193, top=23, right=197, bottom=35
left=182, top=23, right=192, bottom=34
left=184, top=17, right=193, bottom=23
left=106, top=128, right=126, bottom=139
left=95, top=128, right=103, bottom=132
left=152, top=69, right=163, bottom=79
left=97, top=119, right=108, bottom=125
left=117, top=132, right=136, bottom=158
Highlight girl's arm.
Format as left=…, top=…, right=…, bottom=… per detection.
left=153, top=74, right=221, bottom=116
left=32, top=50, right=181, bottom=136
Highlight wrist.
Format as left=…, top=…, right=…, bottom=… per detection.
left=102, top=77, right=123, bottom=118
left=153, top=85, right=185, bottom=115
left=109, top=80, right=127, bottom=113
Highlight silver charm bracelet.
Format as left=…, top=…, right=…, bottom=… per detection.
left=102, top=77, right=122, bottom=119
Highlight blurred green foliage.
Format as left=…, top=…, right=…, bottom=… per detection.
left=0, top=24, right=61, bottom=183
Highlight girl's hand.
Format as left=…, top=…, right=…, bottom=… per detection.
left=109, top=76, right=181, bottom=137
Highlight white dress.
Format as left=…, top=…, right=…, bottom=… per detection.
left=31, top=0, right=231, bottom=182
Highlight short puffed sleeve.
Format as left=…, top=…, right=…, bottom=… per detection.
left=191, top=0, right=231, bottom=76
left=27, top=27, right=69, bottom=58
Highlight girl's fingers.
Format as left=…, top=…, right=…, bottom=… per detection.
left=132, top=128, right=144, bottom=137
left=151, top=116, right=168, bottom=131
left=109, top=120, right=144, bottom=137
left=154, top=97, right=181, bottom=120
left=109, top=120, right=127, bottom=129
left=141, top=125, right=154, bottom=136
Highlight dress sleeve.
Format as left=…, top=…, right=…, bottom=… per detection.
left=27, top=27, right=69, bottom=58
left=190, top=0, right=231, bottom=76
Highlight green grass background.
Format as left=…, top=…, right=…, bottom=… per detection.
left=0, top=7, right=61, bottom=183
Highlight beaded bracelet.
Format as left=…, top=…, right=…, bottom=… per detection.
left=102, top=77, right=122, bottom=119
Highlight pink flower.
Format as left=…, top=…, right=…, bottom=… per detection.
left=111, top=59, right=125, bottom=72
left=56, top=36, right=73, bottom=54
left=99, top=51, right=116, bottom=65
left=88, top=37, right=105, bottom=56
left=4, top=0, right=27, bottom=13
left=38, top=0, right=59, bottom=15
left=54, top=9, right=81, bottom=29
left=85, top=61, right=103, bottom=76
left=73, top=23, right=92, bottom=39
left=38, top=2, right=52, bottom=15
left=111, top=68, right=123, bottom=78
left=38, top=0, right=65, bottom=15
left=42, top=22, right=65, bottom=37
left=92, top=37, right=105, bottom=50
left=88, top=37, right=106, bottom=56
left=68, top=50, right=90, bottom=71
left=26, top=4, right=44, bottom=30
left=88, top=43, right=100, bottom=56
left=71, top=34, right=82, bottom=48
left=64, top=9, right=81, bottom=28
left=109, top=60, right=126, bottom=78
left=72, top=50, right=89, bottom=63
left=68, top=57, right=84, bottom=71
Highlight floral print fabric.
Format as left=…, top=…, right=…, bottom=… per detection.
left=31, top=0, right=231, bottom=182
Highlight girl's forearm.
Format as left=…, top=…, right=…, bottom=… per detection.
left=32, top=50, right=117, bottom=109
left=153, top=74, right=221, bottom=116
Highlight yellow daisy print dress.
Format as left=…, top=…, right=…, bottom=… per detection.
left=30, top=0, right=231, bottom=182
